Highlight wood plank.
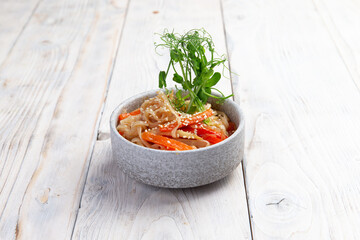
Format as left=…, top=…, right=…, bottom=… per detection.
left=312, top=0, right=360, bottom=90
left=0, top=0, right=41, bottom=64
left=222, top=0, right=360, bottom=238
left=0, top=0, right=128, bottom=239
left=72, top=0, right=252, bottom=239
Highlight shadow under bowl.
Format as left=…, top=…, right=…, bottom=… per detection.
left=110, top=89, right=245, bottom=188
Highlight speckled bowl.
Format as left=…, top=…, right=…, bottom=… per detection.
left=110, top=89, right=245, bottom=188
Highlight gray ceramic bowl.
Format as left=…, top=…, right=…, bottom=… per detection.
left=110, top=89, right=245, bottom=188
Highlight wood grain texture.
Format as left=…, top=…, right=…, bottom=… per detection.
left=0, top=0, right=41, bottom=65
left=312, top=0, right=360, bottom=90
left=72, top=0, right=251, bottom=239
left=222, top=0, right=360, bottom=239
left=0, top=0, right=128, bottom=239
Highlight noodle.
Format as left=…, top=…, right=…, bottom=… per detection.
left=116, top=91, right=235, bottom=150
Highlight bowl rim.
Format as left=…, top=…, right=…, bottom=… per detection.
left=110, top=88, right=245, bottom=154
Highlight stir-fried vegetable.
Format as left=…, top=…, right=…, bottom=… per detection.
left=181, top=123, right=227, bottom=144
left=159, top=108, right=214, bottom=132
left=141, top=132, right=193, bottom=151
left=200, top=134, right=223, bottom=144
left=118, top=108, right=141, bottom=121
left=227, top=122, right=236, bottom=131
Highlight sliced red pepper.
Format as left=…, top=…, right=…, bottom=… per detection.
left=159, top=108, right=214, bottom=132
left=181, top=123, right=222, bottom=138
left=118, top=108, right=141, bottom=121
left=180, top=123, right=227, bottom=144
left=185, top=123, right=227, bottom=138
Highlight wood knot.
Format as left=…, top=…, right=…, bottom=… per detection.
left=265, top=197, right=286, bottom=206
left=42, top=40, right=51, bottom=45
left=37, top=188, right=51, bottom=204
left=97, top=131, right=110, bottom=141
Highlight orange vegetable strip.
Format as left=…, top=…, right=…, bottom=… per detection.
left=118, top=108, right=141, bottom=121
left=141, top=132, right=193, bottom=151
left=159, top=108, right=214, bottom=132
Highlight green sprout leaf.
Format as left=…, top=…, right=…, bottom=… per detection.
left=170, top=49, right=182, bottom=62
left=173, top=73, right=183, bottom=83
left=155, top=28, right=233, bottom=113
left=159, top=71, right=166, bottom=88
left=205, top=72, right=221, bottom=87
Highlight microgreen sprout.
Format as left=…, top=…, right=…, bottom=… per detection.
left=155, top=28, right=233, bottom=114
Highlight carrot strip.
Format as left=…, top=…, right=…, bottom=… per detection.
left=159, top=108, right=214, bottom=132
left=118, top=108, right=141, bottom=121
left=141, top=132, right=193, bottom=151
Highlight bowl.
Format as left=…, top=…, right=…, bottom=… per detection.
left=110, top=89, right=245, bottom=188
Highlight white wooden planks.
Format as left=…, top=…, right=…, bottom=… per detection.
left=222, top=0, right=360, bottom=239
left=312, top=0, right=360, bottom=89
left=2, top=0, right=359, bottom=238
left=72, top=0, right=251, bottom=239
left=0, top=0, right=128, bottom=239
left=0, top=0, right=41, bottom=64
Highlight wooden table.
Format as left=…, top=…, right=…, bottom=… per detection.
left=1, top=0, right=360, bottom=239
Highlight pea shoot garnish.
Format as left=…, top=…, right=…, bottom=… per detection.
left=155, top=28, right=233, bottom=114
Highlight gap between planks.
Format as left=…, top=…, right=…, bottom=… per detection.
left=0, top=0, right=43, bottom=66
left=69, top=0, right=132, bottom=239
left=310, top=0, right=360, bottom=94
left=0, top=0, right=131, bottom=238
left=219, top=0, right=254, bottom=238
left=71, top=0, right=252, bottom=238
left=13, top=4, right=107, bottom=238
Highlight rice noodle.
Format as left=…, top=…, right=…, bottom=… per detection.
left=116, top=91, right=235, bottom=150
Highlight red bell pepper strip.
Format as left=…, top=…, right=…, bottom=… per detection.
left=181, top=123, right=223, bottom=138
left=181, top=123, right=227, bottom=144
left=201, top=133, right=223, bottom=144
